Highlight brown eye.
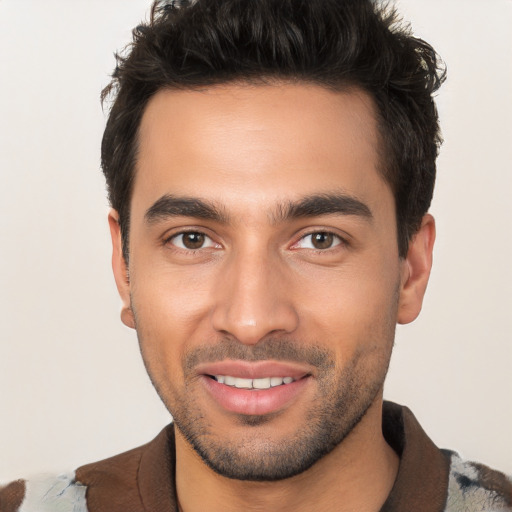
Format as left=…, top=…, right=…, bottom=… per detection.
left=295, top=231, right=342, bottom=250
left=311, top=232, right=334, bottom=249
left=171, top=232, right=215, bottom=250
left=182, top=232, right=205, bottom=249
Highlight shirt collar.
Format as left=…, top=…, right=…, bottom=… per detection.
left=380, top=401, right=451, bottom=512
left=133, top=401, right=451, bottom=511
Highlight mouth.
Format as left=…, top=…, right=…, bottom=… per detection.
left=196, top=361, right=313, bottom=416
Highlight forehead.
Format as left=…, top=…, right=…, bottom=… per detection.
left=134, top=83, right=389, bottom=217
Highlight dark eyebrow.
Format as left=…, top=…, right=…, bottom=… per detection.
left=145, top=192, right=372, bottom=226
left=145, top=194, right=229, bottom=224
left=273, top=193, right=373, bottom=223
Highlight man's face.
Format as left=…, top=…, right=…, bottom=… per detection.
left=112, top=84, right=420, bottom=480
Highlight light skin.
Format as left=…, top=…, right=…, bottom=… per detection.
left=109, top=83, right=435, bottom=512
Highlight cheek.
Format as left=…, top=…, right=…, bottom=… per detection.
left=132, top=258, right=214, bottom=323
left=295, top=261, right=400, bottom=353
left=129, top=265, right=215, bottom=380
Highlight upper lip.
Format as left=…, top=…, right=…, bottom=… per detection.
left=195, top=360, right=313, bottom=380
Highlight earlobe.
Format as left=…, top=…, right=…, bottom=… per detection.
left=120, top=306, right=136, bottom=329
left=108, top=210, right=135, bottom=329
left=397, top=214, right=436, bottom=325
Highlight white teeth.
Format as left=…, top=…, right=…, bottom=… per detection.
left=252, top=377, right=271, bottom=389
left=213, top=375, right=296, bottom=390
left=234, top=377, right=253, bottom=389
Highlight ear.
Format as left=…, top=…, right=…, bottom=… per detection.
left=108, top=210, right=135, bottom=329
left=397, top=214, right=436, bottom=325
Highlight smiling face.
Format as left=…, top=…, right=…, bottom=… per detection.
left=109, top=83, right=434, bottom=481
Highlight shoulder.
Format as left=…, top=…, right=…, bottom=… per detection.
left=0, top=444, right=147, bottom=512
left=445, top=451, right=512, bottom=511
left=0, top=424, right=174, bottom=512
left=0, top=473, right=87, bottom=512
left=0, top=444, right=146, bottom=512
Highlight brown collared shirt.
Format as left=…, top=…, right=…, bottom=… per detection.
left=2, top=402, right=511, bottom=511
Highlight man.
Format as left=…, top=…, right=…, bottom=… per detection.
left=1, top=0, right=511, bottom=511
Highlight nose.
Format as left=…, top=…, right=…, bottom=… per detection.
left=211, top=250, right=299, bottom=345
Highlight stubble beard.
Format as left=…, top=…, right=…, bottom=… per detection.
left=137, top=333, right=395, bottom=482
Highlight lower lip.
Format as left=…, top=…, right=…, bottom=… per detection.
left=201, top=376, right=311, bottom=416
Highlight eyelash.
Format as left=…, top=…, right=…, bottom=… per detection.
left=164, top=230, right=219, bottom=253
left=291, top=231, right=347, bottom=251
left=164, top=229, right=347, bottom=253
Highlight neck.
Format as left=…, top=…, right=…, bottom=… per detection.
left=175, top=398, right=399, bottom=512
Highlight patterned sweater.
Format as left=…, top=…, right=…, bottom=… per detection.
left=1, top=402, right=511, bottom=511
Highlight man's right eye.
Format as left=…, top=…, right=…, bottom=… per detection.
left=168, top=232, right=217, bottom=250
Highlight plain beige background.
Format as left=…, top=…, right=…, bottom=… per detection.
left=0, top=0, right=511, bottom=480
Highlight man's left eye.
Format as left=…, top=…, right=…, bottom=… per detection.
left=169, top=232, right=217, bottom=250
left=295, top=232, right=342, bottom=250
